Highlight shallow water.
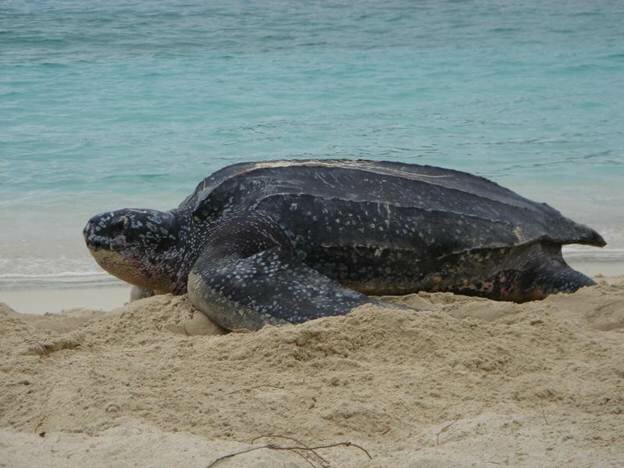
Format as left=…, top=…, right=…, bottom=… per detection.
left=1, top=0, right=623, bottom=290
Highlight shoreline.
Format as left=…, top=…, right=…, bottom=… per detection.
left=565, top=256, right=624, bottom=278
left=0, top=257, right=623, bottom=315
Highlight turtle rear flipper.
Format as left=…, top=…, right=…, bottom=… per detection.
left=187, top=213, right=371, bottom=330
left=486, top=244, right=596, bottom=302
left=516, top=258, right=595, bottom=301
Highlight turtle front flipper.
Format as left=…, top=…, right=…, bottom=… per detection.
left=187, top=212, right=371, bottom=330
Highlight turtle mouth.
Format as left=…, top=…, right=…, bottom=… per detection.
left=85, top=233, right=128, bottom=252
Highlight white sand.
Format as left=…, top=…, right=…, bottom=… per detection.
left=1, top=279, right=623, bottom=467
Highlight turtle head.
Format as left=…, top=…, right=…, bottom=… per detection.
left=83, top=208, right=180, bottom=292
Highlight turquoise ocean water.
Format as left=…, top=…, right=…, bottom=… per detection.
left=1, top=0, right=623, bottom=291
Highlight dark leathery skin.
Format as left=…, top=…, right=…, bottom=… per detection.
left=84, top=159, right=605, bottom=327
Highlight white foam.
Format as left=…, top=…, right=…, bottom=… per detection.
left=0, top=271, right=122, bottom=290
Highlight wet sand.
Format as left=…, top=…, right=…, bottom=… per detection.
left=0, top=285, right=129, bottom=315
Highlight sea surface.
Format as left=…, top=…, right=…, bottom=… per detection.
left=1, top=0, right=623, bottom=291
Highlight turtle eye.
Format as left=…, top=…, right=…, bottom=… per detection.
left=158, top=235, right=177, bottom=250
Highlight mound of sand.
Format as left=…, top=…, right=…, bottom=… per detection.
left=1, top=279, right=623, bottom=467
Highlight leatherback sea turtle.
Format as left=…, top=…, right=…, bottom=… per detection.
left=84, top=160, right=605, bottom=330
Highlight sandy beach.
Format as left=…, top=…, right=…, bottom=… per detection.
left=1, top=277, right=623, bottom=467
left=3, top=0, right=623, bottom=466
